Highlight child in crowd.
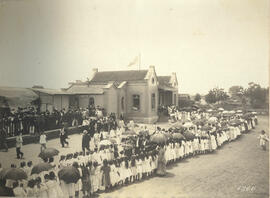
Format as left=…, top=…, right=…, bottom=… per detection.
left=72, top=162, right=82, bottom=198
left=81, top=164, right=91, bottom=198
left=258, top=130, right=269, bottom=150
left=101, top=159, right=111, bottom=192
left=136, top=155, right=143, bottom=181
left=130, top=157, right=137, bottom=182
left=25, top=179, right=36, bottom=197
left=13, top=181, right=26, bottom=197
left=109, top=160, right=118, bottom=187
left=35, top=176, right=48, bottom=198
left=24, top=161, right=32, bottom=177
left=90, top=161, right=100, bottom=194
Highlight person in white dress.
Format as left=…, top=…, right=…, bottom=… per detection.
left=210, top=134, right=217, bottom=150
left=13, top=181, right=27, bottom=197
left=44, top=174, right=58, bottom=198
left=39, top=132, right=47, bottom=152
left=25, top=179, right=36, bottom=197
left=258, top=130, right=269, bottom=150
left=35, top=177, right=49, bottom=198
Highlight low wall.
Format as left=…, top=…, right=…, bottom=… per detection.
left=2, top=125, right=87, bottom=149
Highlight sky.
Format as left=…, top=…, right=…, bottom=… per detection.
left=0, top=0, right=269, bottom=95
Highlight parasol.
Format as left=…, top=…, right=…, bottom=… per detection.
left=183, top=122, right=193, bottom=128
left=163, top=133, right=173, bottom=140
left=172, top=133, right=186, bottom=140
left=150, top=133, right=167, bottom=144
left=38, top=148, right=59, bottom=160
left=208, top=117, right=218, bottom=123
left=0, top=168, right=27, bottom=181
left=139, top=130, right=149, bottom=136
left=218, top=107, right=224, bottom=111
left=122, top=130, right=137, bottom=136
left=182, top=131, right=196, bottom=141
left=58, top=166, right=80, bottom=184
left=201, top=126, right=212, bottom=131
left=31, top=163, right=54, bottom=175
left=193, top=119, right=204, bottom=126
left=171, top=122, right=184, bottom=129
left=109, top=138, right=117, bottom=144
left=236, top=110, right=242, bottom=113
left=99, top=139, right=112, bottom=146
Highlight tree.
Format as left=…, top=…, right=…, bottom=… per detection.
left=205, top=89, right=217, bottom=104
left=244, top=82, right=268, bottom=108
left=205, top=87, right=229, bottom=104
left=178, top=98, right=195, bottom=108
left=229, top=86, right=244, bottom=98
left=194, top=93, right=201, bottom=102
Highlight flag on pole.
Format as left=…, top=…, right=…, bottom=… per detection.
left=127, top=55, right=139, bottom=67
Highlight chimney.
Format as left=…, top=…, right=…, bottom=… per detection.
left=145, top=65, right=155, bottom=80
left=149, top=65, right=155, bottom=70
left=90, top=68, right=98, bottom=80
left=170, top=72, right=178, bottom=86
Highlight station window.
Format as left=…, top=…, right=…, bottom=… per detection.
left=132, top=95, right=140, bottom=111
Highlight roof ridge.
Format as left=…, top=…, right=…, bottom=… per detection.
left=96, top=70, right=148, bottom=73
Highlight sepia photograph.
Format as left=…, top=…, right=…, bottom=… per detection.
left=0, top=0, right=269, bottom=197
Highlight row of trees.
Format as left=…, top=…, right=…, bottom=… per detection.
left=228, top=83, right=269, bottom=108
left=193, top=82, right=268, bottom=109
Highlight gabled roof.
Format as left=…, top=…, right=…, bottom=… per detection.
left=157, top=76, right=172, bottom=87
left=91, top=70, right=148, bottom=83
left=31, top=88, right=71, bottom=95
left=67, top=85, right=104, bottom=95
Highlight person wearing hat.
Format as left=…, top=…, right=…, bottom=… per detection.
left=59, top=126, right=69, bottom=148
left=82, top=130, right=90, bottom=155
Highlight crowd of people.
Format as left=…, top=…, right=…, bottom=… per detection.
left=0, top=105, right=266, bottom=198
left=0, top=106, right=112, bottom=151
left=0, top=107, right=80, bottom=137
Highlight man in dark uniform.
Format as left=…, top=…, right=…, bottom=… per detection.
left=59, top=125, right=69, bottom=148
left=82, top=130, right=90, bottom=155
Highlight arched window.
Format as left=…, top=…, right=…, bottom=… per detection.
left=121, top=97, right=124, bottom=110
left=152, top=78, right=155, bottom=84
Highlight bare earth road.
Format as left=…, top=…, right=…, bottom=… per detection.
left=0, top=116, right=268, bottom=198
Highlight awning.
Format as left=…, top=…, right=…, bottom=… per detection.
left=158, top=85, right=177, bottom=92
left=0, top=87, right=38, bottom=108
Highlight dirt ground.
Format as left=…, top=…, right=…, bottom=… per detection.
left=0, top=116, right=268, bottom=198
